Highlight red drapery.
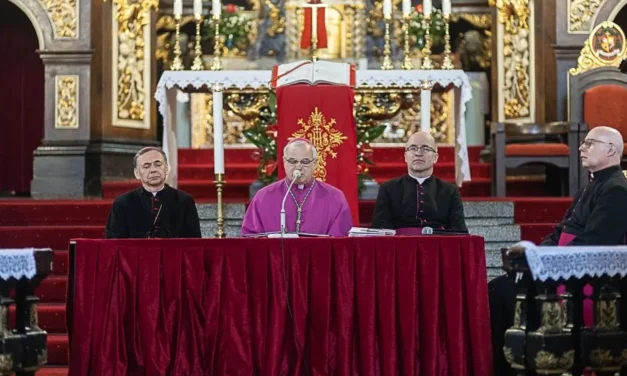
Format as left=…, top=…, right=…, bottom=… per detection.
left=276, top=85, right=359, bottom=224
left=68, top=237, right=493, bottom=376
left=0, top=1, right=44, bottom=193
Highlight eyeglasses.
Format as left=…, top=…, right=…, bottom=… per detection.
left=580, top=139, right=614, bottom=149
left=284, top=157, right=316, bottom=166
left=405, top=145, right=436, bottom=154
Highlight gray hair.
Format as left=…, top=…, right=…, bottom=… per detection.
left=284, top=140, right=318, bottom=160
left=133, top=147, right=168, bottom=168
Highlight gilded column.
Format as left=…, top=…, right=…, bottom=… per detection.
left=490, top=0, right=536, bottom=122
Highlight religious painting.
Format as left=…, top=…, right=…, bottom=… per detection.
left=590, top=21, right=626, bottom=64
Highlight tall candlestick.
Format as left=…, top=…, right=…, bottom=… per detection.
left=213, top=86, right=225, bottom=174
left=402, top=15, right=413, bottom=69
left=423, top=0, right=431, bottom=16
left=442, top=0, right=451, bottom=16
left=383, top=0, right=392, bottom=19
left=421, top=13, right=433, bottom=69
left=174, top=0, right=183, bottom=17
left=420, top=80, right=433, bottom=133
left=402, top=0, right=410, bottom=16
left=210, top=15, right=223, bottom=70
left=212, top=0, right=221, bottom=16
left=441, top=13, right=454, bottom=69
left=381, top=18, right=393, bottom=69
left=194, top=0, right=203, bottom=16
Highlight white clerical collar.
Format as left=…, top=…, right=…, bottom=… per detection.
left=409, top=173, right=431, bottom=185
left=149, top=186, right=165, bottom=196
left=297, top=184, right=305, bottom=190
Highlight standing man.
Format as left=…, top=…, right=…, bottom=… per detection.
left=371, top=131, right=467, bottom=233
left=241, top=139, right=353, bottom=236
left=489, top=126, right=627, bottom=374
left=105, top=147, right=201, bottom=238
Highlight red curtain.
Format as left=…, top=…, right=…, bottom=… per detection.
left=276, top=85, right=359, bottom=224
left=0, top=1, right=44, bottom=194
left=68, top=237, right=493, bottom=376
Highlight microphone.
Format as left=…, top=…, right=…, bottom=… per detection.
left=421, top=226, right=434, bottom=235
left=146, top=204, right=163, bottom=238
left=280, top=170, right=302, bottom=235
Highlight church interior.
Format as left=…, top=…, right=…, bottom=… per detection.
left=1, top=0, right=627, bottom=374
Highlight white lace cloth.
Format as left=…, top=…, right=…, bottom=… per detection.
left=515, top=241, right=627, bottom=281
left=155, top=70, right=473, bottom=188
left=0, top=248, right=37, bottom=280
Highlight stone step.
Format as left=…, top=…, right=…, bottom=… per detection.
left=197, top=204, right=246, bottom=220
left=466, top=218, right=513, bottom=226
left=464, top=201, right=513, bottom=218
left=468, top=225, right=520, bottom=243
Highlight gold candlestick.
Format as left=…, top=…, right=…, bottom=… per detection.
left=441, top=14, right=454, bottom=70
left=401, top=14, right=413, bottom=70
left=214, top=173, right=226, bottom=238
left=421, top=14, right=433, bottom=70
left=191, top=15, right=205, bottom=71
left=381, top=17, right=393, bottom=70
left=210, top=15, right=223, bottom=71
left=312, top=35, right=318, bottom=62
left=171, top=15, right=184, bottom=71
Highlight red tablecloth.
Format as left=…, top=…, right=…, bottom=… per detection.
left=67, top=236, right=492, bottom=376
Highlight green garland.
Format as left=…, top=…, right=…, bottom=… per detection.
left=243, top=92, right=385, bottom=193
left=406, top=9, right=446, bottom=49
left=203, top=5, right=253, bottom=53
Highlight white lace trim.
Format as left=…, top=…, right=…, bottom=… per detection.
left=155, top=70, right=473, bottom=184
left=0, top=249, right=36, bottom=280
left=515, top=241, right=627, bottom=281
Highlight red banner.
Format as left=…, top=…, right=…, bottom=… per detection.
left=276, top=84, right=358, bottom=224
left=300, top=3, right=327, bottom=49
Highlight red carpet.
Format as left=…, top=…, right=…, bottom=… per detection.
left=0, top=146, right=571, bottom=375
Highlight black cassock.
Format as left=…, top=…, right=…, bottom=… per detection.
left=489, top=165, right=627, bottom=375
left=370, top=175, right=467, bottom=232
left=105, top=185, right=202, bottom=239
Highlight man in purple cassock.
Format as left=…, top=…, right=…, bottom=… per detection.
left=241, top=139, right=353, bottom=236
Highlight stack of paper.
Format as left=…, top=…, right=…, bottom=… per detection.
left=348, top=227, right=396, bottom=237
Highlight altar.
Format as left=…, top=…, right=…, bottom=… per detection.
left=155, top=68, right=473, bottom=188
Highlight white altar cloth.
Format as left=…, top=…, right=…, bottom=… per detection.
left=155, top=70, right=473, bottom=188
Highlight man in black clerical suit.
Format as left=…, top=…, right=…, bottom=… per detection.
left=105, top=147, right=201, bottom=238
left=489, top=126, right=627, bottom=375
left=371, top=131, right=467, bottom=233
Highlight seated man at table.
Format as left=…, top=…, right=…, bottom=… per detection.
left=489, top=125, right=627, bottom=374
left=241, top=138, right=353, bottom=236
left=370, top=131, right=467, bottom=234
left=105, top=147, right=202, bottom=238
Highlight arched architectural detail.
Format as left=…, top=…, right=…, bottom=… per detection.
left=5, top=0, right=53, bottom=49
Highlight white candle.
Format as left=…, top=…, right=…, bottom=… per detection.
left=312, top=7, right=317, bottom=42
left=423, top=0, right=431, bottom=16
left=383, top=0, right=392, bottom=19
left=213, top=89, right=225, bottom=174
left=212, top=0, right=221, bottom=17
left=402, top=0, right=411, bottom=16
left=193, top=0, right=202, bottom=17
left=174, top=0, right=183, bottom=17
left=442, top=0, right=451, bottom=16
left=420, top=88, right=431, bottom=133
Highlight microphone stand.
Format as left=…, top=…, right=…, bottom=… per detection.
left=280, top=171, right=301, bottom=236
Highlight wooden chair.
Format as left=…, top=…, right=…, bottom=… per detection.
left=490, top=122, right=585, bottom=197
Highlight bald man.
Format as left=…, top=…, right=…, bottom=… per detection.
left=241, top=139, right=353, bottom=236
left=371, top=131, right=468, bottom=233
left=489, top=126, right=627, bottom=374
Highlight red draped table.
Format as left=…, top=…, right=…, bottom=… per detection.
left=67, top=236, right=493, bottom=376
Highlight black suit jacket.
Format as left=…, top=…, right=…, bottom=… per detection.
left=371, top=175, right=467, bottom=232
left=105, top=185, right=202, bottom=239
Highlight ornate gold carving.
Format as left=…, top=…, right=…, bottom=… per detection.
left=589, top=349, right=621, bottom=369
left=291, top=108, right=347, bottom=181
left=492, top=0, right=532, bottom=119
left=38, top=349, right=47, bottom=366
left=596, top=299, right=618, bottom=330
left=265, top=0, right=286, bottom=37
left=513, top=301, right=522, bottom=327
left=0, top=354, right=13, bottom=373
left=621, top=349, right=627, bottom=365
left=503, top=346, right=514, bottom=365
left=535, top=350, right=575, bottom=371
left=113, top=0, right=158, bottom=125
left=569, top=0, right=604, bottom=33
left=55, top=75, right=79, bottom=129
left=538, top=301, right=567, bottom=333
left=30, top=304, right=41, bottom=330
left=40, top=0, right=78, bottom=38
left=569, top=21, right=626, bottom=76
left=451, top=14, right=492, bottom=29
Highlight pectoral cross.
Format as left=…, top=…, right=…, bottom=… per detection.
left=300, top=0, right=327, bottom=61
left=296, top=207, right=302, bottom=232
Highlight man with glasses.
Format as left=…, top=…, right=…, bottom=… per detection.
left=241, top=138, right=353, bottom=236
left=371, top=131, right=467, bottom=233
left=489, top=125, right=627, bottom=375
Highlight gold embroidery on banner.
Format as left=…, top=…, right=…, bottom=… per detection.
left=55, top=75, right=79, bottom=129
left=40, top=0, right=78, bottom=38
left=291, top=107, right=347, bottom=181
